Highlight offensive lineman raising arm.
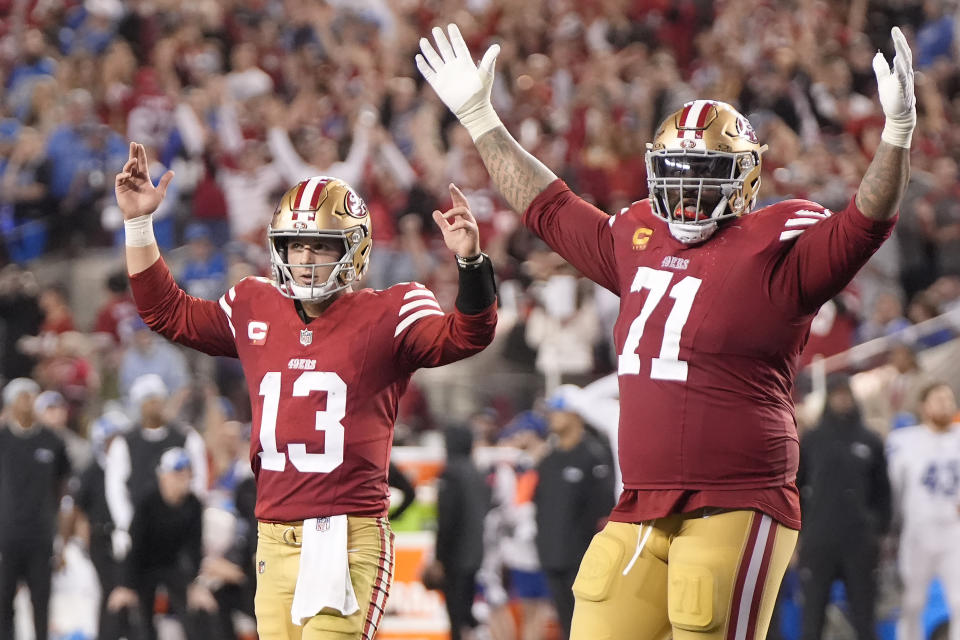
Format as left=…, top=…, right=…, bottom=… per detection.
left=417, top=24, right=914, bottom=640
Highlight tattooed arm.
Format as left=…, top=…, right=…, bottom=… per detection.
left=857, top=27, right=916, bottom=222
left=416, top=25, right=557, bottom=214
left=855, top=143, right=910, bottom=222
left=473, top=128, right=557, bottom=214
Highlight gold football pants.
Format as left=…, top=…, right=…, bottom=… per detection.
left=255, top=517, right=394, bottom=640
left=571, top=509, right=797, bottom=640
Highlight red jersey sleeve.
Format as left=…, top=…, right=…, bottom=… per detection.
left=522, top=180, right=620, bottom=294
left=391, top=283, right=497, bottom=370
left=766, top=197, right=896, bottom=316
left=129, top=258, right=238, bottom=357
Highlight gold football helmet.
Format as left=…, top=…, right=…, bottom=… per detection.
left=267, top=176, right=372, bottom=300
left=646, top=100, right=767, bottom=244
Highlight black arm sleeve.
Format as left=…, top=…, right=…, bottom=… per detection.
left=455, top=256, right=497, bottom=315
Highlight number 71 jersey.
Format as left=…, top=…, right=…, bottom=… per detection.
left=523, top=181, right=896, bottom=527
left=222, top=276, right=494, bottom=522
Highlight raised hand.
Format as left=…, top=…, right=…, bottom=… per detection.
left=872, top=27, right=916, bottom=148
left=432, top=183, right=481, bottom=259
left=115, top=142, right=174, bottom=219
left=416, top=24, right=502, bottom=141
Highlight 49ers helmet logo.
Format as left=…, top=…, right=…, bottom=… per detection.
left=291, top=210, right=317, bottom=230
left=344, top=188, right=368, bottom=219
left=736, top=116, right=759, bottom=144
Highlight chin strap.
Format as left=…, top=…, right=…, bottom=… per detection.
left=668, top=220, right=718, bottom=244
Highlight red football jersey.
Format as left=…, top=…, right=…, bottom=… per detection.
left=523, top=180, right=896, bottom=528
left=130, top=260, right=497, bottom=521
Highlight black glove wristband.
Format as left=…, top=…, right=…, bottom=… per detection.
left=455, top=253, right=497, bottom=314
left=455, top=252, right=485, bottom=269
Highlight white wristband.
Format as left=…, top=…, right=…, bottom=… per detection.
left=459, top=102, right=503, bottom=142
left=124, top=214, right=156, bottom=247
left=880, top=108, right=916, bottom=148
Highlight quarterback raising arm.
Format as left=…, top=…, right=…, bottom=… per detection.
left=416, top=24, right=914, bottom=223
left=116, top=142, right=174, bottom=275
left=115, top=141, right=498, bottom=640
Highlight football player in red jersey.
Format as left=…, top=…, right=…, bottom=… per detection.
left=115, top=145, right=498, bottom=639
left=417, top=24, right=915, bottom=640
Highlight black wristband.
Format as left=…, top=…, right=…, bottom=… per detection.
left=455, top=253, right=497, bottom=314
left=455, top=252, right=484, bottom=269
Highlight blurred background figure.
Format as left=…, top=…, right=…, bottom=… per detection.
left=797, top=375, right=891, bottom=640
left=34, top=388, right=91, bottom=471
left=178, top=222, right=227, bottom=300
left=105, top=373, right=207, bottom=565
left=886, top=383, right=960, bottom=640
left=73, top=408, right=134, bottom=640
left=480, top=410, right=553, bottom=640
left=0, top=377, right=70, bottom=640
left=534, top=387, right=614, bottom=640
left=118, top=317, right=189, bottom=399
left=525, top=272, right=600, bottom=390
left=92, top=270, right=137, bottom=345
left=861, top=342, right=934, bottom=436
left=434, top=425, right=490, bottom=640
left=107, top=446, right=216, bottom=640
left=0, top=266, right=42, bottom=381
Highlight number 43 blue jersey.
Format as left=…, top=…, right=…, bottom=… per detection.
left=887, top=423, right=960, bottom=531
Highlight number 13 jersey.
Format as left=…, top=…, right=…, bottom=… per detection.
left=523, top=180, right=896, bottom=528
left=130, top=260, right=497, bottom=522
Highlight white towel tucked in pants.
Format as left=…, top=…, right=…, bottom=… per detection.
left=290, top=515, right=359, bottom=625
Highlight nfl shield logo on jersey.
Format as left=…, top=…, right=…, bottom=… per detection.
left=317, top=517, right=331, bottom=532
left=300, top=329, right=313, bottom=346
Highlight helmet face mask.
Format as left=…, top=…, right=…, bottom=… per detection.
left=268, top=176, right=372, bottom=301
left=646, top=100, right=766, bottom=244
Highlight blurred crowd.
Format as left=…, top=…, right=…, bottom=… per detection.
left=2, top=0, right=960, bottom=638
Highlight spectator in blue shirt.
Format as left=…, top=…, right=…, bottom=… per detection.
left=5, top=29, right=57, bottom=121
left=178, top=223, right=227, bottom=301
left=44, top=89, right=126, bottom=202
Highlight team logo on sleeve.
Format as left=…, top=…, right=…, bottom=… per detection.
left=300, top=328, right=313, bottom=346
left=248, top=321, right=269, bottom=345
left=632, top=227, right=653, bottom=250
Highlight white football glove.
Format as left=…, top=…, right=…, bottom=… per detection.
left=872, top=26, right=916, bottom=148
left=416, top=24, right=503, bottom=141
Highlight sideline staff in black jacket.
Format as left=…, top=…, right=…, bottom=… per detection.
left=535, top=387, right=615, bottom=640
left=435, top=425, right=490, bottom=640
left=797, top=375, right=891, bottom=640
left=0, top=378, right=70, bottom=640
left=107, top=447, right=215, bottom=640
